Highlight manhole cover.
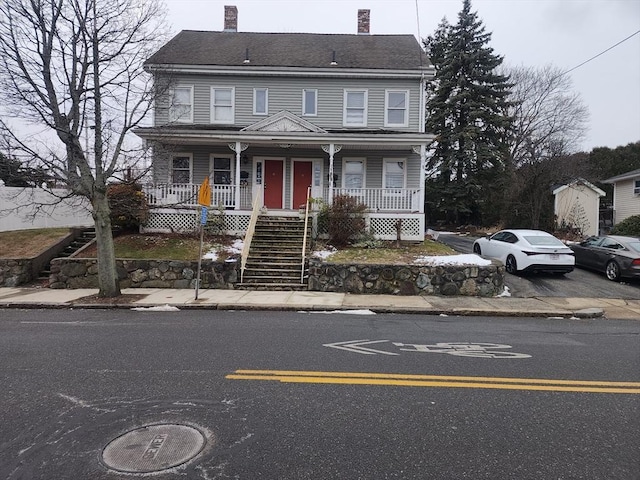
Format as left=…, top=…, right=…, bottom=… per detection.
left=102, top=424, right=206, bottom=473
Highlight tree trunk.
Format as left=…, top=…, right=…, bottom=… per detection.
left=92, top=190, right=121, bottom=297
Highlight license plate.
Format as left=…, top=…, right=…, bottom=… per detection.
left=550, top=254, right=559, bottom=260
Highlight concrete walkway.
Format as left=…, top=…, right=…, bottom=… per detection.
left=1, top=287, right=639, bottom=319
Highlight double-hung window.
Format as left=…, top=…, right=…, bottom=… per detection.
left=634, top=179, right=640, bottom=195
left=302, top=89, right=317, bottom=116
left=385, top=90, right=409, bottom=127
left=211, top=156, right=233, bottom=185
left=169, top=86, right=193, bottom=123
left=211, top=87, right=234, bottom=123
left=171, top=155, right=192, bottom=184
left=343, top=159, right=365, bottom=189
left=383, top=159, right=406, bottom=189
left=253, top=88, right=268, bottom=115
left=343, top=90, right=367, bottom=126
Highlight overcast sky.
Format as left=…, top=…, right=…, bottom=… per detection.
left=164, top=0, right=640, bottom=153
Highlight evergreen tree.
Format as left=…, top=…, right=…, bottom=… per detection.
left=424, top=0, right=513, bottom=226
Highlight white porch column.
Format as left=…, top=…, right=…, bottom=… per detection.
left=414, top=144, right=427, bottom=214
left=229, top=142, right=248, bottom=210
left=322, top=143, right=342, bottom=204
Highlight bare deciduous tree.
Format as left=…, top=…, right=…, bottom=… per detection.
left=0, top=0, right=168, bottom=296
left=503, top=64, right=590, bottom=228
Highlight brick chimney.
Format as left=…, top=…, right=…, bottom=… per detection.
left=357, top=9, right=370, bottom=34
left=224, top=5, right=238, bottom=32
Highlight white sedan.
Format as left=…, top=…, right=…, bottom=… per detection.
left=472, top=229, right=575, bottom=275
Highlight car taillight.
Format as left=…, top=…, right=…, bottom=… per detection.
left=632, top=258, right=640, bottom=266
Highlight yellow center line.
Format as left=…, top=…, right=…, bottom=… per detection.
left=226, top=370, right=640, bottom=394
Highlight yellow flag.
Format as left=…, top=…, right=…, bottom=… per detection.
left=198, top=177, right=211, bottom=206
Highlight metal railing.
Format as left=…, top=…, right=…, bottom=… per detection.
left=300, top=186, right=312, bottom=284
left=240, top=184, right=263, bottom=283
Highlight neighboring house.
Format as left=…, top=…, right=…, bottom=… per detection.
left=602, top=168, right=640, bottom=225
left=134, top=6, right=434, bottom=240
left=552, top=179, right=605, bottom=237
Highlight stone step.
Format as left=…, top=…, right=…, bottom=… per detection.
left=236, top=283, right=308, bottom=291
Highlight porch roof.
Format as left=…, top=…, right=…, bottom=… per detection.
left=134, top=125, right=434, bottom=149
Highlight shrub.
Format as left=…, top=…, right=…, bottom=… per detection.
left=317, top=194, right=368, bottom=247
left=107, top=182, right=150, bottom=231
left=611, top=214, right=640, bottom=236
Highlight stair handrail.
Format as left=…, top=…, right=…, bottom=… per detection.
left=241, top=184, right=263, bottom=283
left=300, top=186, right=312, bottom=284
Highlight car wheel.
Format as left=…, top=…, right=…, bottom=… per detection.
left=473, top=243, right=481, bottom=255
left=505, top=255, right=518, bottom=274
left=605, top=260, right=621, bottom=282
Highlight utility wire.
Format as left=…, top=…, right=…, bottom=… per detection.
left=559, top=29, right=640, bottom=77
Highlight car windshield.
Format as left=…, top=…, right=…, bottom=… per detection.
left=523, top=235, right=564, bottom=247
left=626, top=241, right=640, bottom=253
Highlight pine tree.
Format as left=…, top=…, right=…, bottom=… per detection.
left=424, top=0, right=513, bottom=226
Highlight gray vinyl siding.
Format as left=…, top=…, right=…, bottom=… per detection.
left=154, top=74, right=422, bottom=131
left=614, top=178, right=640, bottom=224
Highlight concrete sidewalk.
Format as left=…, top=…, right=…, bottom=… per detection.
left=1, top=287, right=639, bottom=319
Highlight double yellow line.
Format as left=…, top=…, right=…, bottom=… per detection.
left=226, top=370, right=640, bottom=394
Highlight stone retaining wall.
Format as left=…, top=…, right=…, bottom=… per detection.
left=48, top=257, right=503, bottom=297
left=49, top=258, right=238, bottom=289
left=0, top=259, right=34, bottom=287
left=307, top=259, right=504, bottom=296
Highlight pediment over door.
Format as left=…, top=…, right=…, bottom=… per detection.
left=241, top=110, right=327, bottom=133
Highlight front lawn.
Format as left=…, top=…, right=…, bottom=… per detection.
left=0, top=228, right=72, bottom=258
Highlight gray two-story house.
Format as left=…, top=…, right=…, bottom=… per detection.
left=136, top=6, right=434, bottom=241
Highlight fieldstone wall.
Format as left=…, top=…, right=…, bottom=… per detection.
left=49, top=258, right=238, bottom=289
left=0, top=259, right=34, bottom=287
left=308, top=259, right=504, bottom=297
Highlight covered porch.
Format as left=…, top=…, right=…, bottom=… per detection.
left=135, top=112, right=433, bottom=240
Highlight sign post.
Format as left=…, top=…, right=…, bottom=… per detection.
left=195, top=178, right=211, bottom=300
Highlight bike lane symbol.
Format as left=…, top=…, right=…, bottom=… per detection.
left=392, top=342, right=532, bottom=359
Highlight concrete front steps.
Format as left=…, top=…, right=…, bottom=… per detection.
left=36, top=228, right=97, bottom=283
left=237, top=215, right=311, bottom=291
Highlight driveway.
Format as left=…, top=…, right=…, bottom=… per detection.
left=437, top=233, right=640, bottom=299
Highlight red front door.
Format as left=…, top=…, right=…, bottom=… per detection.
left=293, top=161, right=313, bottom=209
left=264, top=160, right=284, bottom=209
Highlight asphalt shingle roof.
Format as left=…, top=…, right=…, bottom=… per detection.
left=145, top=31, right=430, bottom=70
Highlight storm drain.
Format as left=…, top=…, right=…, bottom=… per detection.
left=102, top=424, right=206, bottom=473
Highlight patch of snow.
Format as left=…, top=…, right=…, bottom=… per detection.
left=414, top=254, right=492, bottom=266
left=547, top=316, right=565, bottom=320
left=226, top=239, right=244, bottom=255
left=313, top=246, right=337, bottom=259
left=202, top=250, right=219, bottom=260
left=495, top=286, right=511, bottom=297
left=131, top=304, right=181, bottom=312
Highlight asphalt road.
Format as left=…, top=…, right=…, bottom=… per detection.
left=1, top=309, right=638, bottom=479
left=437, top=233, right=640, bottom=298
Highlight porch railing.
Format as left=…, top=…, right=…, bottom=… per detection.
left=142, top=183, right=252, bottom=209
left=141, top=184, right=420, bottom=212
left=327, top=188, right=420, bottom=212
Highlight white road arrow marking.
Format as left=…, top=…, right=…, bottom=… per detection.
left=323, top=339, right=399, bottom=356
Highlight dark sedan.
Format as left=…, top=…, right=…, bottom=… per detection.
left=570, top=235, right=640, bottom=281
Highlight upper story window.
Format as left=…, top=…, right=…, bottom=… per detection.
left=343, top=89, right=368, bottom=127
left=383, top=159, right=406, bottom=188
left=343, top=158, right=366, bottom=188
left=211, top=87, right=234, bottom=124
left=634, top=179, right=640, bottom=195
left=171, top=155, right=192, bottom=184
left=169, top=86, right=193, bottom=123
left=253, top=88, right=268, bottom=115
left=303, top=89, right=317, bottom=116
left=385, top=90, right=409, bottom=127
